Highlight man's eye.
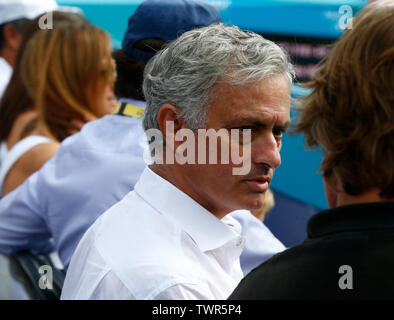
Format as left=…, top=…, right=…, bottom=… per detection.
left=273, top=127, right=285, bottom=138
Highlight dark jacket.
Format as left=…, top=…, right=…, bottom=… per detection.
left=229, top=201, right=394, bottom=300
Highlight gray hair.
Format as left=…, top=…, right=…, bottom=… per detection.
left=142, top=23, right=294, bottom=131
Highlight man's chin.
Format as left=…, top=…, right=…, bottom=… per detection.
left=233, top=194, right=266, bottom=212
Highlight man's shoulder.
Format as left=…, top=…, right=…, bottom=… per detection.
left=48, top=115, right=146, bottom=175
left=61, top=115, right=143, bottom=151
left=68, top=191, right=199, bottom=299
left=228, top=239, right=325, bottom=299
left=88, top=190, right=190, bottom=268
left=231, top=231, right=394, bottom=299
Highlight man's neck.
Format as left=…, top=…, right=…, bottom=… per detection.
left=0, top=48, right=15, bottom=67
left=336, top=188, right=394, bottom=207
left=149, top=164, right=229, bottom=219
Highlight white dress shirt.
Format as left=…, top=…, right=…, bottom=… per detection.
left=231, top=210, right=286, bottom=275
left=61, top=167, right=245, bottom=300
left=0, top=57, right=12, bottom=99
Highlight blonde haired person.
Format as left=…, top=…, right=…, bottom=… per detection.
left=251, top=188, right=275, bottom=221
left=0, top=19, right=116, bottom=196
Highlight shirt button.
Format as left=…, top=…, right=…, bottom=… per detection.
left=235, top=238, right=243, bottom=247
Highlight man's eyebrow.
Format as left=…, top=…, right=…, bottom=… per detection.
left=224, top=117, right=291, bottom=129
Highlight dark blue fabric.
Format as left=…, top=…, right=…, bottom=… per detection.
left=121, top=0, right=222, bottom=62
left=264, top=189, right=319, bottom=247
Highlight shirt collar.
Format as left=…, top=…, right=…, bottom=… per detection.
left=307, top=201, right=394, bottom=238
left=134, top=167, right=241, bottom=252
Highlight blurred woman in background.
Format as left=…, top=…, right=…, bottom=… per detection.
left=0, top=13, right=116, bottom=196
left=0, top=12, right=85, bottom=171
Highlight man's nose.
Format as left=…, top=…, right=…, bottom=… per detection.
left=252, top=133, right=282, bottom=169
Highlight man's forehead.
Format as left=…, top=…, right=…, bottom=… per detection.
left=222, top=91, right=291, bottom=123
left=207, top=75, right=291, bottom=124
left=214, top=75, right=290, bottom=101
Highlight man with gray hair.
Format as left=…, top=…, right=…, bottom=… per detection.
left=62, top=23, right=293, bottom=300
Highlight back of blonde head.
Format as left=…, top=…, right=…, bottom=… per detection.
left=21, top=22, right=112, bottom=141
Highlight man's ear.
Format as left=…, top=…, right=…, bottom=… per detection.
left=2, top=24, right=23, bottom=52
left=323, top=170, right=340, bottom=208
left=157, top=104, right=186, bottom=143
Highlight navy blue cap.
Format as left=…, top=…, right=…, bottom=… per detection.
left=121, top=0, right=222, bottom=62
